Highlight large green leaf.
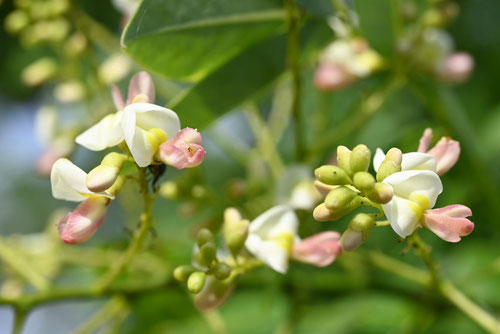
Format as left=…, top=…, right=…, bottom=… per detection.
left=169, top=21, right=332, bottom=129
left=121, top=0, right=286, bottom=81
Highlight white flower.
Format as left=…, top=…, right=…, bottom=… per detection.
left=245, top=205, right=299, bottom=274
left=51, top=158, right=114, bottom=202
left=381, top=170, right=443, bottom=238
left=76, top=103, right=180, bottom=167
left=373, top=148, right=437, bottom=172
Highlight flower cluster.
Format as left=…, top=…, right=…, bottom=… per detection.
left=50, top=72, right=206, bottom=245
left=313, top=128, right=474, bottom=250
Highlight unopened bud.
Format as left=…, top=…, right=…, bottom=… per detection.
left=22, top=58, right=58, bottom=86
left=223, top=213, right=249, bottom=257
left=314, top=165, right=352, bottom=186
left=353, top=172, right=375, bottom=192
left=98, top=54, right=132, bottom=85
left=313, top=203, right=335, bottom=222
left=197, top=242, right=217, bottom=267
left=350, top=145, right=371, bottom=173
left=160, top=181, right=178, bottom=199
left=194, top=277, right=234, bottom=311
left=313, top=197, right=363, bottom=222
left=313, top=180, right=337, bottom=197
left=173, top=265, right=196, bottom=283
left=196, top=228, right=214, bottom=248
left=340, top=228, right=363, bottom=251
left=4, top=10, right=29, bottom=34
left=64, top=32, right=87, bottom=58
left=212, top=262, right=231, bottom=280
left=376, top=148, right=402, bottom=182
left=86, top=153, right=128, bottom=192
left=337, top=146, right=352, bottom=175
left=340, top=213, right=374, bottom=251
left=368, top=183, right=393, bottom=204
left=187, top=271, right=206, bottom=294
left=438, top=52, right=474, bottom=83
left=324, top=186, right=358, bottom=211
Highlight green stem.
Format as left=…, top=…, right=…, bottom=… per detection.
left=94, top=168, right=155, bottom=293
left=72, top=296, right=128, bottom=334
left=12, top=309, right=26, bottom=334
left=408, top=231, right=440, bottom=285
left=0, top=239, right=50, bottom=291
left=284, top=0, right=304, bottom=161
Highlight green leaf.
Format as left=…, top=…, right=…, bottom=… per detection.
left=121, top=0, right=286, bottom=81
left=169, top=21, right=332, bottom=129
left=355, top=0, right=397, bottom=57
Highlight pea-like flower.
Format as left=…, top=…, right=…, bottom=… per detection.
left=158, top=128, right=206, bottom=169
left=245, top=205, right=298, bottom=274
left=292, top=231, right=342, bottom=267
left=423, top=205, right=474, bottom=242
left=417, top=128, right=460, bottom=175
left=381, top=170, right=443, bottom=238
left=51, top=158, right=114, bottom=244
left=75, top=72, right=181, bottom=167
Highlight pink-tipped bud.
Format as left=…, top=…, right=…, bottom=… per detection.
left=418, top=128, right=433, bottom=153
left=86, top=165, right=119, bottom=192
left=57, top=197, right=110, bottom=245
left=159, top=128, right=206, bottom=169
left=292, top=231, right=342, bottom=267
left=427, top=137, right=460, bottom=175
left=314, top=63, right=355, bottom=91
left=423, top=204, right=474, bottom=242
left=438, top=52, right=475, bottom=83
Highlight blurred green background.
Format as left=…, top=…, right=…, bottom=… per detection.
left=1, top=0, right=500, bottom=333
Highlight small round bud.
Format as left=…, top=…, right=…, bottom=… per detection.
left=22, top=58, right=58, bottom=86
left=160, top=181, right=178, bottom=200
left=350, top=144, right=371, bottom=173
left=173, top=265, right=196, bottom=283
left=350, top=213, right=374, bottom=238
left=314, top=165, right=352, bottom=186
left=324, top=186, right=358, bottom=211
left=337, top=146, right=352, bottom=176
left=212, top=262, right=231, bottom=280
left=197, top=242, right=217, bottom=267
left=313, top=180, right=337, bottom=198
left=192, top=185, right=207, bottom=199
left=187, top=271, right=206, bottom=294
left=86, top=165, right=119, bottom=192
left=313, top=203, right=335, bottom=222
left=376, top=148, right=403, bottom=182
left=4, top=10, right=29, bottom=34
left=340, top=228, right=363, bottom=251
left=196, top=228, right=214, bottom=248
left=223, top=215, right=249, bottom=257
left=353, top=172, right=376, bottom=192
left=368, top=183, right=394, bottom=204
left=385, top=148, right=403, bottom=165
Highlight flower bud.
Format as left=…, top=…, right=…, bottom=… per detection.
left=22, top=58, right=58, bottom=87
left=86, top=153, right=128, bottom=192
left=194, top=277, right=234, bottom=311
left=187, top=271, right=206, bottom=294
left=196, top=228, right=214, bottom=248
left=292, top=231, right=342, bottom=267
left=212, top=262, right=231, bottom=280
left=438, top=52, right=474, bottom=83
left=313, top=180, right=337, bottom=198
left=159, top=181, right=178, bottom=199
left=313, top=197, right=363, bottom=222
left=4, top=10, right=29, bottom=34
left=367, top=182, right=394, bottom=204
left=196, top=242, right=217, bottom=267
left=314, top=165, right=352, bottom=186
left=340, top=213, right=374, bottom=251
left=158, top=128, right=206, bottom=169
left=353, top=172, right=376, bottom=192
left=313, top=203, right=335, bottom=222
left=98, top=54, right=132, bottom=85
left=223, top=212, right=249, bottom=257
left=57, top=197, right=110, bottom=245
left=314, top=63, right=355, bottom=91
left=173, top=265, right=196, bottom=283
left=337, top=145, right=352, bottom=175
left=324, top=186, right=358, bottom=211
left=376, top=148, right=402, bottom=182
left=350, top=144, right=371, bottom=173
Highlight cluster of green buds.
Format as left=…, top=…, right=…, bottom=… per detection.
left=173, top=208, right=250, bottom=309
left=313, top=145, right=399, bottom=250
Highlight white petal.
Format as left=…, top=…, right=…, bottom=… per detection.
left=126, top=126, right=156, bottom=167
left=383, top=170, right=443, bottom=208
left=126, top=103, right=180, bottom=139
left=373, top=148, right=385, bottom=172
left=249, top=205, right=298, bottom=239
left=382, top=195, right=422, bottom=238
left=51, top=159, right=114, bottom=201
left=245, top=235, right=289, bottom=274
left=75, top=112, right=124, bottom=151
left=401, top=152, right=437, bottom=172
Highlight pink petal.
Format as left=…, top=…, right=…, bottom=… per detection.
left=58, top=197, right=110, bottom=245
left=428, top=137, right=461, bottom=175
left=159, top=142, right=189, bottom=169
left=314, top=63, right=354, bottom=92
left=111, top=85, right=125, bottom=110
left=426, top=204, right=472, bottom=218
left=185, top=143, right=206, bottom=168
left=418, top=128, right=433, bottom=153
left=171, top=127, right=203, bottom=145
left=424, top=212, right=474, bottom=243
left=126, top=71, right=155, bottom=105
left=292, top=231, right=342, bottom=267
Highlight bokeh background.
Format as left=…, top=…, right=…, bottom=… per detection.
left=1, top=0, right=500, bottom=333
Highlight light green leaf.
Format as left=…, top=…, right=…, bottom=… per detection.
left=121, top=0, right=286, bottom=81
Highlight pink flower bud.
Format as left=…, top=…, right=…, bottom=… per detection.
left=292, top=231, right=342, bottom=267
left=158, top=128, right=206, bottom=169
left=314, top=63, right=354, bottom=91
left=427, top=137, right=460, bottom=175
left=438, top=52, right=475, bottom=83
left=423, top=204, right=474, bottom=242
left=417, top=128, right=433, bottom=153
left=57, top=197, right=110, bottom=245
